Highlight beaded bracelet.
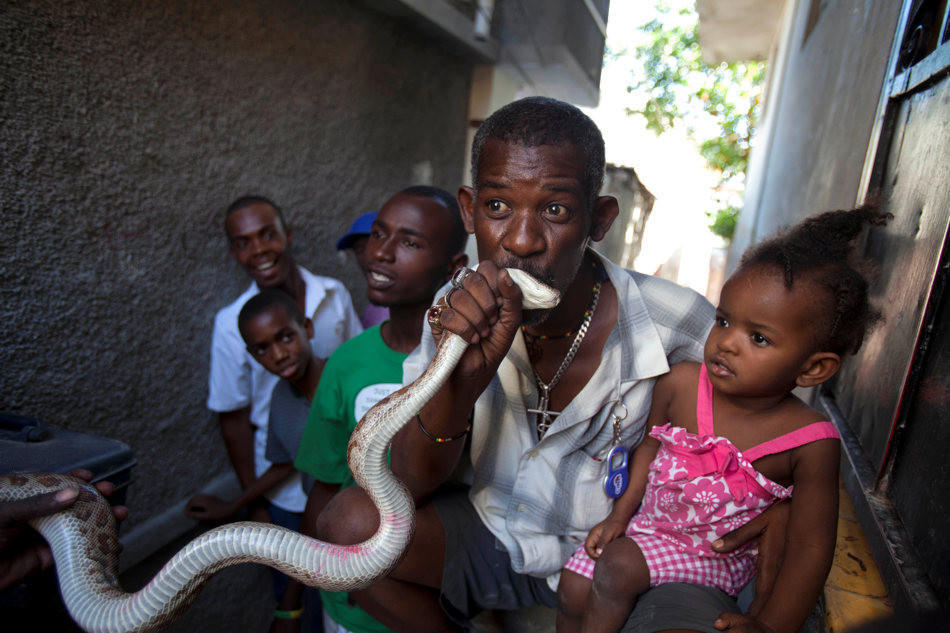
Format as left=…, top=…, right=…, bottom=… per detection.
left=274, top=607, right=304, bottom=620
left=415, top=413, right=471, bottom=443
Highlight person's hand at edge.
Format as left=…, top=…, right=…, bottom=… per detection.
left=714, top=612, right=776, bottom=632
left=184, top=494, right=236, bottom=522
left=0, top=469, right=127, bottom=591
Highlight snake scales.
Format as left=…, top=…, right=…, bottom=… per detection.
left=0, top=267, right=559, bottom=633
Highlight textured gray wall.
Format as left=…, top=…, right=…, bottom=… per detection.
left=729, top=0, right=901, bottom=267
left=0, top=0, right=471, bottom=524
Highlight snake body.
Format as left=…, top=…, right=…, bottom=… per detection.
left=0, top=267, right=559, bottom=633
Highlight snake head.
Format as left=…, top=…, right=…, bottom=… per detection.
left=504, top=268, right=561, bottom=310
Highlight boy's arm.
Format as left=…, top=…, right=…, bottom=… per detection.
left=720, top=439, right=840, bottom=633
left=186, top=463, right=294, bottom=521
left=270, top=579, right=305, bottom=633
left=230, top=462, right=295, bottom=512
left=294, top=353, right=351, bottom=536
left=219, top=407, right=256, bottom=489
left=391, top=263, right=525, bottom=501
left=219, top=407, right=271, bottom=521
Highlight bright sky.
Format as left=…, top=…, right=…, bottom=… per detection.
left=581, top=1, right=725, bottom=298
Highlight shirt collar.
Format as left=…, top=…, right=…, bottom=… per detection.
left=507, top=251, right=671, bottom=434
left=510, top=251, right=670, bottom=385
left=250, top=265, right=327, bottom=319
left=596, top=251, right=671, bottom=384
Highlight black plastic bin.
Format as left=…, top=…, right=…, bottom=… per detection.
left=0, top=412, right=135, bottom=502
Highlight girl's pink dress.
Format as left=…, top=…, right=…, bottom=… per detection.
left=564, top=364, right=839, bottom=595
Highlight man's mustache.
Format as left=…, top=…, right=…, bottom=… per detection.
left=496, top=259, right=557, bottom=290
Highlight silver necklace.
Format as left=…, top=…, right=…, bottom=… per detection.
left=528, top=281, right=602, bottom=439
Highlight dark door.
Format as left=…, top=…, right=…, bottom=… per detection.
left=828, top=0, right=950, bottom=610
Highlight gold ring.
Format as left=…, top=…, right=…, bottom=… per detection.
left=426, top=303, right=445, bottom=328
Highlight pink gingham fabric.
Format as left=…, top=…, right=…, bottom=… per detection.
left=564, top=364, right=839, bottom=595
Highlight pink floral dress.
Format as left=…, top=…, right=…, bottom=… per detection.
left=564, top=364, right=839, bottom=595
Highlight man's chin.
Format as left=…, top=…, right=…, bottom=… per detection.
left=498, top=261, right=557, bottom=290
left=253, top=267, right=291, bottom=288
left=521, top=307, right=554, bottom=327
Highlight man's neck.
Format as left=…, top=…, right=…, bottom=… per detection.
left=523, top=253, right=599, bottom=338
left=269, top=263, right=306, bottom=313
left=380, top=303, right=428, bottom=354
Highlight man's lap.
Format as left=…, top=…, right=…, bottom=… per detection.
left=621, top=583, right=740, bottom=633
left=431, top=489, right=739, bottom=632
left=432, top=488, right=557, bottom=629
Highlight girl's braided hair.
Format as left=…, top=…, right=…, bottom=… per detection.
left=739, top=206, right=891, bottom=355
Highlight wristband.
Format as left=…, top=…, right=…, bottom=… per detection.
left=416, top=413, right=470, bottom=443
left=274, top=608, right=304, bottom=620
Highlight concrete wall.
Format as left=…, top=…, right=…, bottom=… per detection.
left=0, top=0, right=472, bottom=525
left=599, top=165, right=654, bottom=269
left=729, top=0, right=902, bottom=268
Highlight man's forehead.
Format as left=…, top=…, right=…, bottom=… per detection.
left=476, top=139, right=586, bottom=184
left=226, top=203, right=281, bottom=237
left=242, top=307, right=295, bottom=338
left=378, top=194, right=448, bottom=238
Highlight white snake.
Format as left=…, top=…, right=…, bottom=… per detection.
left=0, top=267, right=559, bottom=633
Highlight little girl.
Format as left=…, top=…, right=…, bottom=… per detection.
left=556, top=207, right=888, bottom=633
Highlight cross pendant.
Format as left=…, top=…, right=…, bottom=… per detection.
left=528, top=386, right=559, bottom=438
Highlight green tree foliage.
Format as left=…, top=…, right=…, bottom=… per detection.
left=625, top=1, right=766, bottom=240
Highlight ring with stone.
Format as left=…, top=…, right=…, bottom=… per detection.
left=451, top=267, right=473, bottom=289
left=426, top=303, right=445, bottom=328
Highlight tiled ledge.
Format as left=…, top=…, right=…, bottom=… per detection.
left=824, top=482, right=894, bottom=632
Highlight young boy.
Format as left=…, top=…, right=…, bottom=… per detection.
left=189, top=288, right=327, bottom=630
left=207, top=196, right=361, bottom=527
left=294, top=186, right=468, bottom=633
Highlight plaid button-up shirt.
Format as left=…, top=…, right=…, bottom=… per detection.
left=404, top=253, right=714, bottom=587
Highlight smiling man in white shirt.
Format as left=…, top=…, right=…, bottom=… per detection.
left=207, top=196, right=362, bottom=526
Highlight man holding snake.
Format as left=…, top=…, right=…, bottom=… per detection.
left=314, top=97, right=785, bottom=633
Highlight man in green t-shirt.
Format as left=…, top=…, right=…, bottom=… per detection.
left=295, top=185, right=468, bottom=633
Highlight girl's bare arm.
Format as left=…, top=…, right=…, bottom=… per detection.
left=586, top=366, right=689, bottom=557
left=753, top=438, right=840, bottom=632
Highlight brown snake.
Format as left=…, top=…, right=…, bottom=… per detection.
left=0, top=267, right=559, bottom=633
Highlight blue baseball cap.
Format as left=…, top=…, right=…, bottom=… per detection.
left=336, top=211, right=378, bottom=250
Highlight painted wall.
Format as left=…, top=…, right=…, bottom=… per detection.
left=729, top=0, right=902, bottom=267
left=0, top=0, right=473, bottom=594
left=2, top=1, right=472, bottom=625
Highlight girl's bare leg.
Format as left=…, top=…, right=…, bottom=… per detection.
left=556, top=568, right=593, bottom=633
left=581, top=539, right=651, bottom=633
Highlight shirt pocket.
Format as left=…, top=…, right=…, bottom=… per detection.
left=577, top=451, right=613, bottom=531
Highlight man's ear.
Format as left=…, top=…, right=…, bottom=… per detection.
left=303, top=317, right=314, bottom=340
left=796, top=352, right=841, bottom=388
left=458, top=187, right=476, bottom=234
left=589, top=196, right=620, bottom=243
